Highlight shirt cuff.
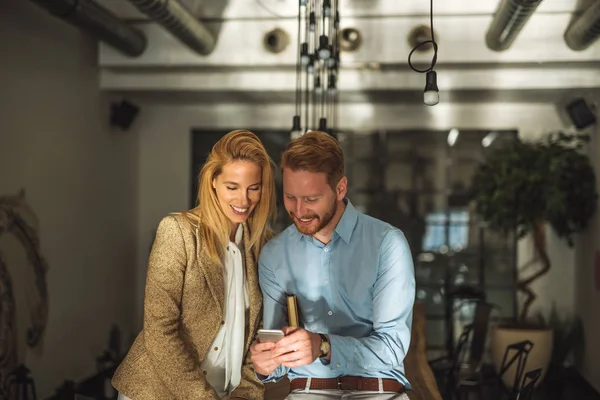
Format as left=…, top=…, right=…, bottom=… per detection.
left=327, top=334, right=352, bottom=372
left=255, top=365, right=286, bottom=383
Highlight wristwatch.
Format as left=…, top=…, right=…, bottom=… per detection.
left=319, top=333, right=331, bottom=358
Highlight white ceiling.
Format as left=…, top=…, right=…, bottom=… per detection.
left=95, top=0, right=596, bottom=20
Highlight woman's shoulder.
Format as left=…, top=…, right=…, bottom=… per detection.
left=158, top=210, right=201, bottom=238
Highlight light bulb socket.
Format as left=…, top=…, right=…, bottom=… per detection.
left=424, top=70, right=439, bottom=93
left=327, top=73, right=336, bottom=88
left=292, top=115, right=301, bottom=131
left=314, top=76, right=322, bottom=94
left=319, top=117, right=328, bottom=131
left=291, top=115, right=303, bottom=139
left=334, top=11, right=340, bottom=29
left=309, top=12, right=316, bottom=31
left=299, top=0, right=307, bottom=5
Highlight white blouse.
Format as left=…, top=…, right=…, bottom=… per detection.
left=201, top=224, right=249, bottom=398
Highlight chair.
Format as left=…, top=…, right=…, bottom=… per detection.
left=6, top=365, right=37, bottom=400
left=493, top=340, right=535, bottom=400
left=430, top=300, right=493, bottom=400
left=516, top=368, right=542, bottom=400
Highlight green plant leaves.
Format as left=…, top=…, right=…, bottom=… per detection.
left=471, top=132, right=598, bottom=246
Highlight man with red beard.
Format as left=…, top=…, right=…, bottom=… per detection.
left=250, top=131, right=415, bottom=399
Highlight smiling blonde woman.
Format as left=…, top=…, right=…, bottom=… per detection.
left=112, top=130, right=277, bottom=400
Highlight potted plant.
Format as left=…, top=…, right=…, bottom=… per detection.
left=470, top=132, right=597, bottom=387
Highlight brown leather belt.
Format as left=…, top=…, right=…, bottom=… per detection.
left=289, top=377, right=406, bottom=393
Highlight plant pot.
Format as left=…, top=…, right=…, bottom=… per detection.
left=490, top=324, right=553, bottom=389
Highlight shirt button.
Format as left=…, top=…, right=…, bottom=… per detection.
left=324, top=248, right=329, bottom=252
left=328, top=311, right=333, bottom=316
left=324, top=279, right=329, bottom=284
left=336, top=364, right=341, bottom=368
left=214, top=347, right=219, bottom=351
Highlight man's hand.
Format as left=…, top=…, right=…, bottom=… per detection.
left=274, top=327, right=323, bottom=368
left=249, top=340, right=281, bottom=376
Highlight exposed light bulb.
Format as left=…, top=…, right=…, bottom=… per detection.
left=482, top=132, right=498, bottom=147
left=327, top=73, right=336, bottom=96
left=318, top=35, right=331, bottom=60
left=314, top=76, right=323, bottom=95
left=424, top=70, right=439, bottom=106
left=323, top=0, right=331, bottom=16
left=447, top=128, right=459, bottom=147
left=300, top=43, right=309, bottom=65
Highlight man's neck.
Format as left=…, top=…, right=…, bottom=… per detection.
left=313, top=200, right=346, bottom=245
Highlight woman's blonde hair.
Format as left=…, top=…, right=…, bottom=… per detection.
left=185, top=130, right=276, bottom=266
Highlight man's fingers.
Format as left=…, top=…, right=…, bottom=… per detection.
left=276, top=337, right=310, bottom=355
left=282, top=326, right=300, bottom=335
left=275, top=333, right=308, bottom=351
left=281, top=353, right=313, bottom=368
left=277, top=348, right=311, bottom=364
left=252, top=341, right=276, bottom=352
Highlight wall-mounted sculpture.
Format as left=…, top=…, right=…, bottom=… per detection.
left=0, top=190, right=49, bottom=397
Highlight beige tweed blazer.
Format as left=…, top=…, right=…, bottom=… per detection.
left=112, top=213, right=264, bottom=400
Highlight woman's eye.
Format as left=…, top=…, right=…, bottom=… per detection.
left=227, top=187, right=236, bottom=190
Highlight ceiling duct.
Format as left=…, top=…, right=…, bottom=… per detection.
left=127, top=0, right=216, bottom=55
left=564, top=1, right=600, bottom=51
left=485, top=0, right=544, bottom=51
left=30, top=0, right=147, bottom=57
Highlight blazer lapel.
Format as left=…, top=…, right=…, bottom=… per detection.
left=242, top=223, right=262, bottom=348
left=195, top=228, right=225, bottom=319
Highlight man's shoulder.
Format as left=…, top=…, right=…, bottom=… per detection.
left=355, top=210, right=401, bottom=236
left=261, top=224, right=297, bottom=257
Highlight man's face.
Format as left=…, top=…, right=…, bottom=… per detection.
left=282, top=168, right=345, bottom=235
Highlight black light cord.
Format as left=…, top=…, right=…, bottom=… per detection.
left=408, top=0, right=438, bottom=73
left=295, top=0, right=302, bottom=117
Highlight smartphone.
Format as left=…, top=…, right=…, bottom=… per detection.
left=257, top=329, right=285, bottom=343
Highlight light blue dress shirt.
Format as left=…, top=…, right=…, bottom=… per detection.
left=258, top=199, right=416, bottom=388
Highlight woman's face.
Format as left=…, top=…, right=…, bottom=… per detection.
left=213, top=160, right=263, bottom=227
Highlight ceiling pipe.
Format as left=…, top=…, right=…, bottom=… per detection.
left=127, top=0, right=216, bottom=55
left=485, top=0, right=544, bottom=51
left=30, top=0, right=147, bottom=57
left=564, top=1, right=600, bottom=51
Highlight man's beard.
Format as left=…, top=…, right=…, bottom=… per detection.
left=289, top=200, right=337, bottom=235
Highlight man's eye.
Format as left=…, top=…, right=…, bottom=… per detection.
left=306, top=198, right=318, bottom=203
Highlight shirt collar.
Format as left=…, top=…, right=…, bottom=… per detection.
left=334, top=198, right=358, bottom=244
left=292, top=198, right=358, bottom=244
left=232, top=223, right=243, bottom=247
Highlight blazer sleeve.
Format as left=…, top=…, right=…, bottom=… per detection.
left=143, top=215, right=220, bottom=400
left=230, top=342, right=265, bottom=399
